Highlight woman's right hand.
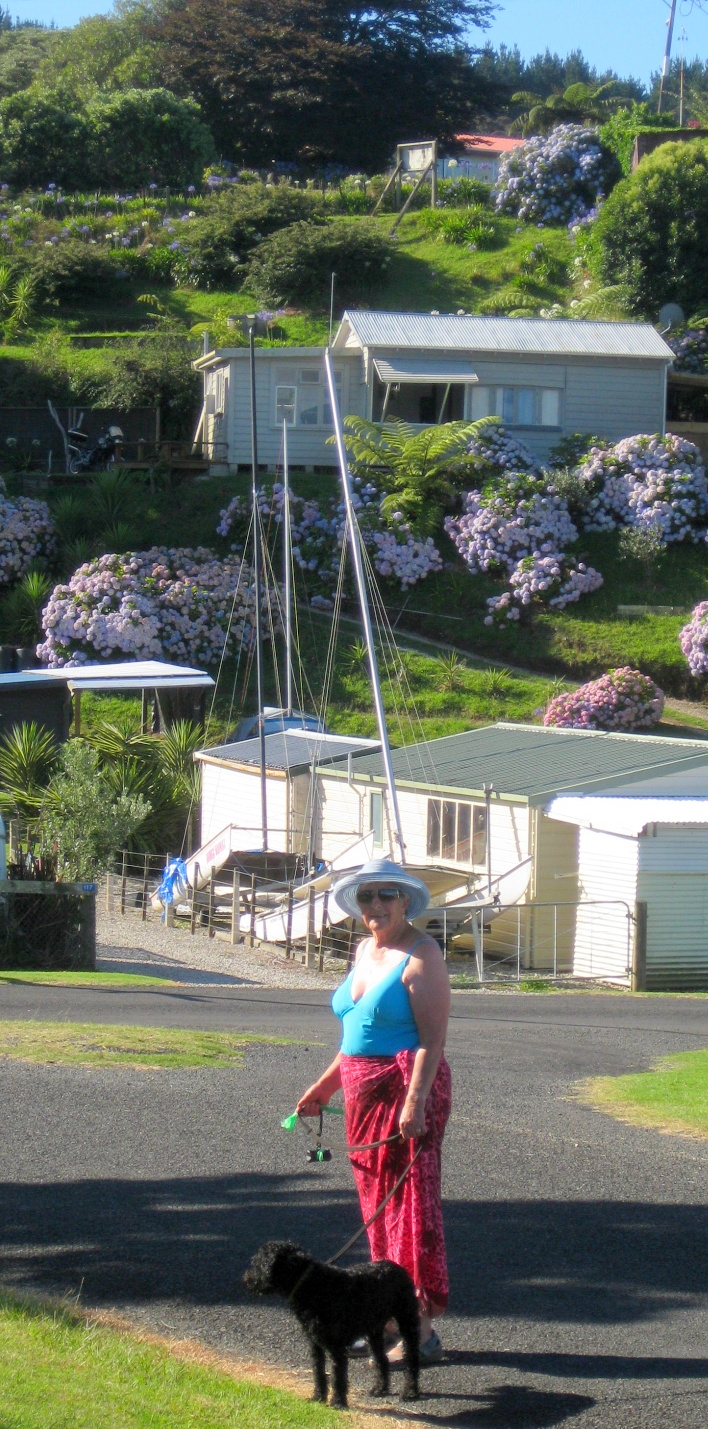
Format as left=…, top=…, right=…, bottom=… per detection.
left=296, top=1084, right=330, bottom=1118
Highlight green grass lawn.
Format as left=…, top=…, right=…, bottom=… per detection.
left=0, top=1295, right=348, bottom=1429
left=0, top=972, right=179, bottom=988
left=0, top=1020, right=295, bottom=1069
left=579, top=1048, right=708, bottom=1138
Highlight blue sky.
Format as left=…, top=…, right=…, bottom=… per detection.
left=15, top=0, right=708, bottom=87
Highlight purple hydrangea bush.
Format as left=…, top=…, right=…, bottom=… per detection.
left=444, top=472, right=603, bottom=622
left=494, top=125, right=614, bottom=226
left=666, top=325, right=708, bottom=373
left=37, top=547, right=261, bottom=667
left=574, top=433, right=708, bottom=542
left=0, top=493, right=55, bottom=586
left=466, top=422, right=541, bottom=476
left=544, top=666, right=665, bottom=730
left=217, top=478, right=442, bottom=594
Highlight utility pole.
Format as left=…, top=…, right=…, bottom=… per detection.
left=658, top=0, right=678, bottom=114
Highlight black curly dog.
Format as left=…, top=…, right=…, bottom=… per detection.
left=243, top=1240, right=420, bottom=1408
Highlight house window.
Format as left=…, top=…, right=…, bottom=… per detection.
left=273, top=369, right=343, bottom=427
left=470, top=385, right=561, bottom=428
left=214, top=369, right=226, bottom=415
left=275, top=385, right=296, bottom=425
left=369, top=791, right=383, bottom=847
left=426, top=798, right=487, bottom=865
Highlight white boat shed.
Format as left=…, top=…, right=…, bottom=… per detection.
left=193, top=311, right=673, bottom=472
left=197, top=720, right=708, bottom=989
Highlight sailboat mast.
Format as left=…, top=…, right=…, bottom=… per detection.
left=324, top=348, right=405, bottom=862
left=249, top=326, right=268, bottom=852
left=282, top=419, right=293, bottom=718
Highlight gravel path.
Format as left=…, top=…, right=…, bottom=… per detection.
left=96, top=907, right=342, bottom=989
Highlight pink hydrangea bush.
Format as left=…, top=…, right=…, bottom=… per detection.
left=544, top=667, right=665, bottom=730
left=37, top=546, right=262, bottom=667
left=574, top=433, right=708, bottom=542
left=679, top=602, right=708, bottom=676
left=0, top=493, right=55, bottom=586
left=217, top=478, right=442, bottom=593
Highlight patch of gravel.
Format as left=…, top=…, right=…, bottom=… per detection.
left=96, top=907, right=343, bottom=989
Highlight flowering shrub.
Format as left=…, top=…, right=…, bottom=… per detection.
left=444, top=475, right=577, bottom=575
left=37, top=547, right=262, bottom=667
left=544, top=667, right=665, bottom=730
left=678, top=602, right=708, bottom=676
left=0, top=493, right=55, bottom=587
left=574, top=433, right=708, bottom=542
left=466, top=421, right=541, bottom=477
left=485, top=553, right=603, bottom=623
left=217, top=480, right=442, bottom=593
left=494, top=125, right=616, bottom=226
left=666, top=325, right=708, bottom=373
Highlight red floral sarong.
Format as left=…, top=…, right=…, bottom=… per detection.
left=339, top=1050, right=452, bottom=1313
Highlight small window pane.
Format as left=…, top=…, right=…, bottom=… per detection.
left=442, top=800, right=456, bottom=859
left=516, top=388, right=536, bottom=426
left=426, top=800, right=441, bottom=858
left=299, top=403, right=319, bottom=426
left=471, top=385, right=491, bottom=419
left=276, top=385, right=296, bottom=425
left=299, top=368, right=321, bottom=384
left=370, top=791, right=383, bottom=847
left=472, top=806, right=487, bottom=864
left=541, top=389, right=560, bottom=427
left=501, top=388, right=514, bottom=423
left=457, top=802, right=471, bottom=862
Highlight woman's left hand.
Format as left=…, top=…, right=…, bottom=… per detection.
left=399, top=1097, right=427, bottom=1140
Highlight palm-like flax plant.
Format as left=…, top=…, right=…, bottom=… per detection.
left=335, top=416, right=491, bottom=535
left=0, top=722, right=58, bottom=818
left=1, top=569, right=52, bottom=646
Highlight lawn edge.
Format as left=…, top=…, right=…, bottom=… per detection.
left=574, top=1073, right=708, bottom=1141
left=0, top=1289, right=408, bottom=1428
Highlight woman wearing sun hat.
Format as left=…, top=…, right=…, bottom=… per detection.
left=297, top=857, right=451, bottom=1362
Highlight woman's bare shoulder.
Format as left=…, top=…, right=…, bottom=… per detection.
left=404, top=932, right=445, bottom=973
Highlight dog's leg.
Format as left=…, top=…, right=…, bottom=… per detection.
left=367, top=1327, right=390, bottom=1398
left=398, top=1302, right=420, bottom=1401
left=310, top=1341, right=328, bottom=1402
left=330, top=1348, right=349, bottom=1409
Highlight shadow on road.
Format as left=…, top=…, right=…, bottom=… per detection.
left=0, top=1173, right=706, bottom=1336
left=397, top=1385, right=596, bottom=1427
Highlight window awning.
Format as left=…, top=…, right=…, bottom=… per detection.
left=373, top=357, right=478, bottom=385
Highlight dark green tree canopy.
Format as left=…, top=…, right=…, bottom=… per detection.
left=591, top=138, right=708, bottom=318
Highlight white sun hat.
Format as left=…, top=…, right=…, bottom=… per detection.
left=331, top=857, right=430, bottom=921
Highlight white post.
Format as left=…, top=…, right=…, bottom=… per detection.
left=283, top=419, right=293, bottom=717
left=324, top=348, right=405, bottom=861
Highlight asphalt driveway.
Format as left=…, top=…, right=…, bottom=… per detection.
left=1, top=983, right=708, bottom=1427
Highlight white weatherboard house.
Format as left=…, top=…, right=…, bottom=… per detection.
left=194, top=311, right=673, bottom=472
left=197, top=720, right=708, bottom=989
left=312, top=723, right=708, bottom=990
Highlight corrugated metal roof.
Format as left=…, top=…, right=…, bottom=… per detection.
left=373, top=357, right=478, bottom=384
left=323, top=724, right=708, bottom=803
left=547, top=794, right=708, bottom=835
left=199, top=730, right=378, bottom=774
left=336, top=312, right=673, bottom=360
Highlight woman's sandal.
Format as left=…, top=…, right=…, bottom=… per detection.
left=353, top=1329, right=398, bottom=1357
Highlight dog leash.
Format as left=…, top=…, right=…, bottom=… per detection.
left=283, top=1109, right=424, bottom=1270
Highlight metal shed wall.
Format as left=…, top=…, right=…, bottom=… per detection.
left=573, top=827, right=637, bottom=981
left=200, top=762, right=289, bottom=850
left=638, top=826, right=708, bottom=990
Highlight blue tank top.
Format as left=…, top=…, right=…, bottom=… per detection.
left=332, top=945, right=420, bottom=1057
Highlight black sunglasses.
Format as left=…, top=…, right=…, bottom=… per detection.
left=356, top=886, right=404, bottom=906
